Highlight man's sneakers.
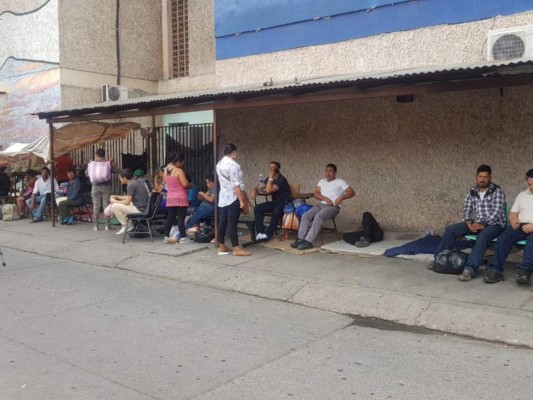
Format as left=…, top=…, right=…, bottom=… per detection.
left=179, top=237, right=192, bottom=244
left=458, top=269, right=473, bottom=282
left=116, top=225, right=135, bottom=235
left=256, top=233, right=268, bottom=241
left=483, top=271, right=505, bottom=284
left=297, top=240, right=313, bottom=250
left=354, top=237, right=370, bottom=248
left=516, top=270, right=532, bottom=287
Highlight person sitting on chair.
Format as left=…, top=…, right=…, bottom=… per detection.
left=57, top=168, right=84, bottom=225
left=26, top=167, right=58, bottom=222
left=291, top=164, right=355, bottom=250
left=343, top=212, right=384, bottom=248
left=186, top=175, right=216, bottom=230
left=484, top=169, right=533, bottom=286
left=429, top=164, right=506, bottom=282
left=250, top=161, right=292, bottom=241
left=110, top=168, right=150, bottom=235
left=17, top=169, right=38, bottom=218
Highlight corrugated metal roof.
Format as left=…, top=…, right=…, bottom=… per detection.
left=37, top=58, right=533, bottom=119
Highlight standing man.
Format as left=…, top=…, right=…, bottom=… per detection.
left=250, top=161, right=292, bottom=241
left=430, top=165, right=506, bottom=282
left=26, top=167, right=58, bottom=222
left=484, top=169, right=533, bottom=286
left=110, top=168, right=150, bottom=235
left=87, top=149, right=117, bottom=231
left=291, top=163, right=355, bottom=250
left=0, top=167, right=11, bottom=196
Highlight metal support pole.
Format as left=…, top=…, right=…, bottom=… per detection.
left=48, top=122, right=56, bottom=227
left=213, top=109, right=218, bottom=244
left=151, top=115, right=158, bottom=175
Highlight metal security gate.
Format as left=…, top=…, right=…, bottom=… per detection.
left=71, top=124, right=214, bottom=193
left=155, top=124, right=213, bottom=192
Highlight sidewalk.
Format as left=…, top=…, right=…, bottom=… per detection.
left=2, top=219, right=533, bottom=347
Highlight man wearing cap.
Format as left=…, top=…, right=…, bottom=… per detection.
left=430, top=165, right=506, bottom=282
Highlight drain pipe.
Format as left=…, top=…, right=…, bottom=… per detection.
left=115, top=0, right=121, bottom=85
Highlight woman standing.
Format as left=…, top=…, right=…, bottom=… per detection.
left=216, top=144, right=251, bottom=256
left=164, top=152, right=192, bottom=244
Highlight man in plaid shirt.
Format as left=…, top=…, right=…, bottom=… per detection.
left=431, top=165, right=506, bottom=281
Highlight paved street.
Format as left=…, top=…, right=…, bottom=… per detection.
left=1, top=248, right=533, bottom=400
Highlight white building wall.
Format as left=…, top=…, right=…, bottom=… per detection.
left=215, top=11, right=533, bottom=88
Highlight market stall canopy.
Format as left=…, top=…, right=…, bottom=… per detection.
left=0, top=121, right=141, bottom=164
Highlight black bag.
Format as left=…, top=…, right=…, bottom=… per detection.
left=195, top=223, right=215, bottom=243
left=433, top=250, right=468, bottom=274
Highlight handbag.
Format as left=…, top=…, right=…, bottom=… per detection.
left=240, top=190, right=250, bottom=215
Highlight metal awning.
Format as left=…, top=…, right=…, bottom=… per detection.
left=37, top=59, right=533, bottom=123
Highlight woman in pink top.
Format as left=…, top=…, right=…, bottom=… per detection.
left=163, top=152, right=191, bottom=244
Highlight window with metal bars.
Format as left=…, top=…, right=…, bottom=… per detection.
left=171, top=0, right=189, bottom=78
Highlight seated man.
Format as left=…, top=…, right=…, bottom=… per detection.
left=291, top=163, right=355, bottom=250
left=110, top=168, right=150, bottom=235
left=430, top=164, right=506, bottom=282
left=484, top=169, right=533, bottom=286
left=185, top=175, right=216, bottom=230
left=0, top=167, right=11, bottom=196
left=251, top=161, right=292, bottom=241
left=26, top=167, right=58, bottom=222
left=57, top=168, right=84, bottom=225
left=343, top=211, right=384, bottom=248
left=16, top=169, right=38, bottom=218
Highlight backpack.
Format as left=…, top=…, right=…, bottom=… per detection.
left=87, top=161, right=112, bottom=184
left=195, top=223, right=215, bottom=243
left=2, top=204, right=20, bottom=221
left=433, top=250, right=468, bottom=275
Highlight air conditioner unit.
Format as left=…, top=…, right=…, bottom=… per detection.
left=101, top=84, right=128, bottom=102
left=487, top=26, right=533, bottom=61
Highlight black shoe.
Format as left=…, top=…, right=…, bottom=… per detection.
left=297, top=240, right=313, bottom=250
left=516, top=270, right=532, bottom=287
left=483, top=271, right=505, bottom=284
left=290, top=238, right=303, bottom=248
left=354, top=237, right=370, bottom=248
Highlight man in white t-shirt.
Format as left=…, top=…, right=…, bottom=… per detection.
left=26, top=167, right=58, bottom=222
left=291, top=164, right=355, bottom=250
left=485, top=169, right=533, bottom=286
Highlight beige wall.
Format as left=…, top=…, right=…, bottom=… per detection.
left=159, top=0, right=216, bottom=94
left=0, top=0, right=59, bottom=67
left=217, top=86, right=533, bottom=233
left=216, top=11, right=533, bottom=88
left=58, top=0, right=162, bottom=82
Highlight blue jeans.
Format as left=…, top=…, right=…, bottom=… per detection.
left=489, top=226, right=533, bottom=274
left=435, top=222, right=503, bottom=274
left=185, top=205, right=214, bottom=229
left=26, top=195, right=47, bottom=220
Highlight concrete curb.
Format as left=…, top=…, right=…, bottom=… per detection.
left=3, top=228, right=533, bottom=348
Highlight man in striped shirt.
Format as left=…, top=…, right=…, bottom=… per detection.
left=431, top=165, right=506, bottom=282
